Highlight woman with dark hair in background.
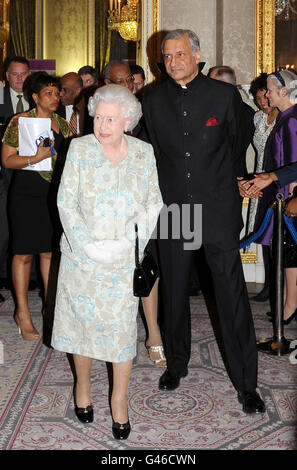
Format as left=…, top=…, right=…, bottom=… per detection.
left=1, top=72, right=70, bottom=340
left=247, top=73, right=278, bottom=303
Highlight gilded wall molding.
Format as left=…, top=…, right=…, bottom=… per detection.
left=139, top=0, right=160, bottom=84
left=255, top=0, right=275, bottom=75
left=0, top=0, right=10, bottom=74
left=86, top=0, right=95, bottom=67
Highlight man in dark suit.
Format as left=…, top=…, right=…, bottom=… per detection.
left=142, top=29, right=265, bottom=414
left=0, top=57, right=30, bottom=299
left=59, top=72, right=84, bottom=136
left=208, top=65, right=255, bottom=173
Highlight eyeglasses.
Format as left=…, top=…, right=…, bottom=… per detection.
left=108, top=75, right=135, bottom=86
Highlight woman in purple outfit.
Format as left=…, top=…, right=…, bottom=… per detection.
left=253, top=69, right=297, bottom=324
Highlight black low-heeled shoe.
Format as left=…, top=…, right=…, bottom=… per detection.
left=75, top=405, right=94, bottom=423
left=112, top=420, right=131, bottom=440
left=284, top=308, right=297, bottom=325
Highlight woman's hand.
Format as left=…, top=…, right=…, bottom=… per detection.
left=284, top=197, right=297, bottom=218
left=237, top=173, right=277, bottom=198
left=35, top=140, right=55, bottom=162
left=247, top=173, right=278, bottom=196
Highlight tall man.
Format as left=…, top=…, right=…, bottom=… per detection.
left=0, top=57, right=30, bottom=299
left=142, top=29, right=265, bottom=414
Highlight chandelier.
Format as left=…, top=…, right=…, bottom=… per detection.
left=275, top=0, right=297, bottom=19
left=107, top=0, right=139, bottom=42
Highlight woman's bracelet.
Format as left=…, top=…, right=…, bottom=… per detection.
left=27, top=157, right=33, bottom=167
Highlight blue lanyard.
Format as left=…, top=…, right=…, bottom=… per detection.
left=35, top=136, right=55, bottom=156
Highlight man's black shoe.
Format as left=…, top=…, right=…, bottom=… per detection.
left=238, top=390, right=266, bottom=414
left=250, top=286, right=269, bottom=302
left=158, top=369, right=188, bottom=391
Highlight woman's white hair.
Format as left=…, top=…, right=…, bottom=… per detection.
left=88, top=84, right=142, bottom=131
left=268, top=70, right=297, bottom=103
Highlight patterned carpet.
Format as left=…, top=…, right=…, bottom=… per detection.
left=0, top=287, right=297, bottom=451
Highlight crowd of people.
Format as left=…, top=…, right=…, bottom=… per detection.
left=1, top=28, right=297, bottom=440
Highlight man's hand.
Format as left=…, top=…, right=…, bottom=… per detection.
left=237, top=177, right=263, bottom=199
left=284, top=197, right=297, bottom=218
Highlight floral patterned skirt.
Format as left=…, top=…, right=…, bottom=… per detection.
left=51, top=253, right=138, bottom=363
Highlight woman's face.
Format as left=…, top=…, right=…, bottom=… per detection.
left=265, top=79, right=283, bottom=109
left=33, top=85, right=60, bottom=113
left=255, top=88, right=274, bottom=114
left=93, top=101, right=129, bottom=146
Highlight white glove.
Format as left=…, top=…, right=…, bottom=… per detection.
left=83, top=243, right=122, bottom=264
left=95, top=237, right=133, bottom=255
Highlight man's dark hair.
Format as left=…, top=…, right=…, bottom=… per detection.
left=78, top=65, right=98, bottom=82
left=6, top=56, right=30, bottom=71
left=130, top=65, right=145, bottom=80
left=103, top=60, right=130, bottom=80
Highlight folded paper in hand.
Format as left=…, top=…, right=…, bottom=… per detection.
left=19, top=117, right=53, bottom=172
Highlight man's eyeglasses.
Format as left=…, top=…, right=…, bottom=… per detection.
left=108, top=75, right=135, bottom=86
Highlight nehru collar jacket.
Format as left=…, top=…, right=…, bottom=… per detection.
left=142, top=71, right=245, bottom=246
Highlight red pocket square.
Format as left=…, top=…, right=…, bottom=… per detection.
left=205, top=116, right=219, bottom=126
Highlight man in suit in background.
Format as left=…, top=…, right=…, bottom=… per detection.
left=103, top=60, right=135, bottom=93
left=142, top=29, right=265, bottom=414
left=0, top=56, right=30, bottom=127
left=59, top=72, right=84, bottom=137
left=208, top=65, right=255, bottom=174
left=0, top=57, right=30, bottom=300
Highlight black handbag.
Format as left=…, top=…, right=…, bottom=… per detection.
left=133, top=224, right=158, bottom=297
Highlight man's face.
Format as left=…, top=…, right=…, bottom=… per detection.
left=132, top=73, right=145, bottom=94
left=6, top=62, right=30, bottom=93
left=60, top=76, right=82, bottom=106
left=105, top=65, right=134, bottom=92
left=60, top=74, right=81, bottom=106
left=163, top=35, right=200, bottom=86
left=80, top=73, right=96, bottom=88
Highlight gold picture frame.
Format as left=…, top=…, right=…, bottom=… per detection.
left=0, top=0, right=10, bottom=79
left=255, top=0, right=275, bottom=76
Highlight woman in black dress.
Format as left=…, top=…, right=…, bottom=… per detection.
left=1, top=73, right=70, bottom=340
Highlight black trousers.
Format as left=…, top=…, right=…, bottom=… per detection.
left=157, top=238, right=258, bottom=392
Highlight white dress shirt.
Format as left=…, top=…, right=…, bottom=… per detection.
left=65, top=104, right=80, bottom=134
left=10, top=87, right=29, bottom=114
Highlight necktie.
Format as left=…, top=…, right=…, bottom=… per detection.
left=16, top=95, right=24, bottom=114
left=69, top=110, right=78, bottom=135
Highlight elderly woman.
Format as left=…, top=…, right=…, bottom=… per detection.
left=247, top=73, right=279, bottom=303
left=51, top=85, right=163, bottom=440
left=1, top=72, right=70, bottom=341
left=242, top=69, right=297, bottom=324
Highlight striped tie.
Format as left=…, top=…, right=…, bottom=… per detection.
left=69, top=110, right=78, bottom=135
left=16, top=95, right=24, bottom=113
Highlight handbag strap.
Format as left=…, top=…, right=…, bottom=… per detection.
left=135, top=223, right=140, bottom=267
